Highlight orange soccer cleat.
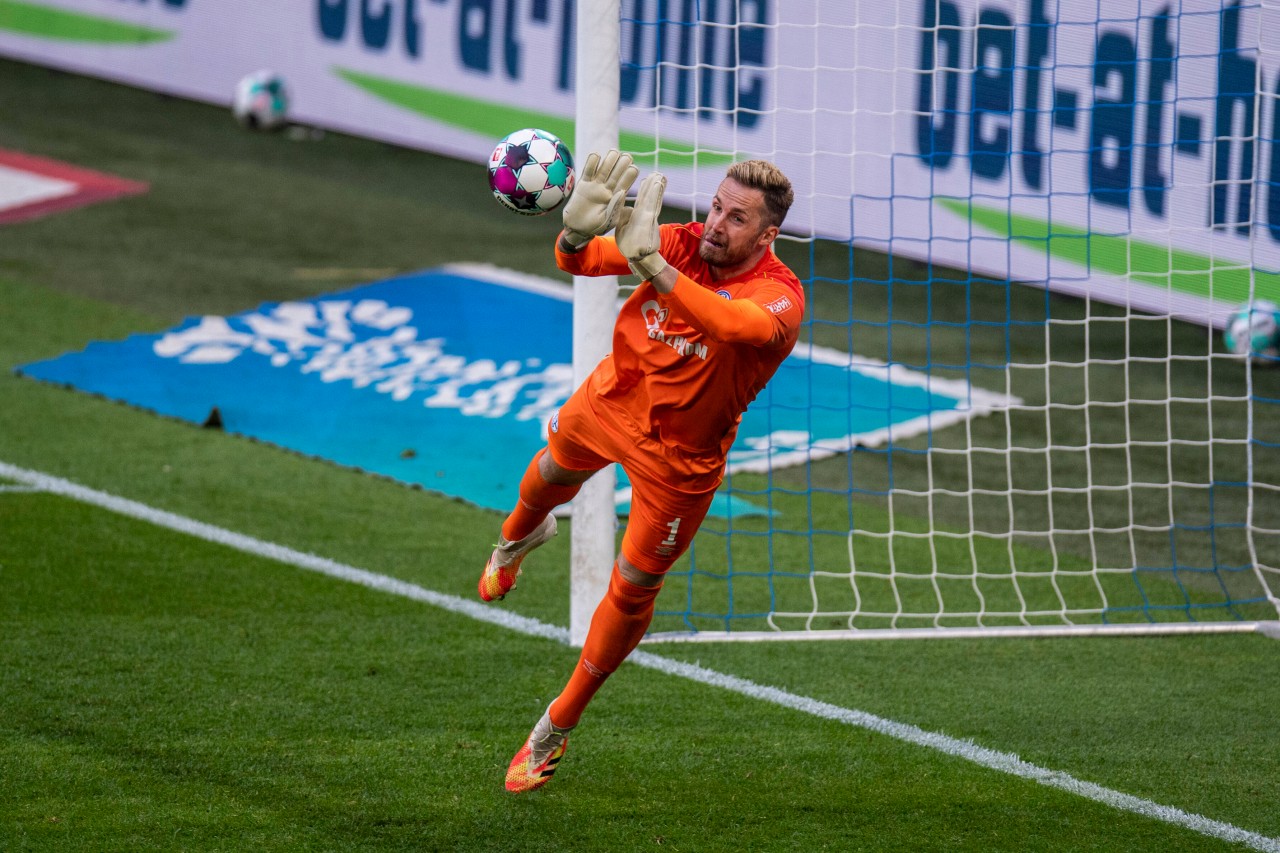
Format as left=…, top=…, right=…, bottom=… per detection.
left=477, top=515, right=557, bottom=602
left=505, top=707, right=574, bottom=793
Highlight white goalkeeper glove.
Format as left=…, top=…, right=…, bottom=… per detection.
left=615, top=171, right=668, bottom=281
left=560, top=150, right=639, bottom=249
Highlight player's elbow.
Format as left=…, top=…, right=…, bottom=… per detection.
left=554, top=249, right=583, bottom=275
left=720, top=305, right=780, bottom=345
left=700, top=323, right=776, bottom=346
left=735, top=327, right=781, bottom=346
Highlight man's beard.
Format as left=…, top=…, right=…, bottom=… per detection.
left=699, top=236, right=735, bottom=267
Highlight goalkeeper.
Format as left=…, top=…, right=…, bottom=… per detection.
left=479, top=150, right=803, bottom=793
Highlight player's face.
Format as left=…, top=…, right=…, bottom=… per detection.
left=699, top=178, right=778, bottom=270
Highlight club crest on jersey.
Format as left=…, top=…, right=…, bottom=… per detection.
left=715, top=289, right=731, bottom=299
left=765, top=295, right=793, bottom=314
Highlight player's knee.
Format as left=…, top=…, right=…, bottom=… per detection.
left=608, top=561, right=663, bottom=615
left=538, top=446, right=596, bottom=486
left=617, top=553, right=665, bottom=588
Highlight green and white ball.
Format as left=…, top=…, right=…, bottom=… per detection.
left=487, top=128, right=575, bottom=215
left=233, top=70, right=289, bottom=131
left=1223, top=299, right=1280, bottom=365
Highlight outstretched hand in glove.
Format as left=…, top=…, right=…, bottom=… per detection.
left=560, top=150, right=639, bottom=249
left=614, top=171, right=668, bottom=282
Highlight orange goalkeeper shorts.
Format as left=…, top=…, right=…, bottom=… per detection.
left=546, top=381, right=721, bottom=575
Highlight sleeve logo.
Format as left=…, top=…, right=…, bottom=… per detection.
left=764, top=295, right=793, bottom=314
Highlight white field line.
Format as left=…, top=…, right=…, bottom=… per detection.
left=3, top=459, right=1277, bottom=853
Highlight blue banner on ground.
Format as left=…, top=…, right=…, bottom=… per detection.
left=17, top=264, right=1007, bottom=517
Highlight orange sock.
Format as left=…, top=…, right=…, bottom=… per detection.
left=548, top=564, right=661, bottom=729
left=501, top=450, right=582, bottom=542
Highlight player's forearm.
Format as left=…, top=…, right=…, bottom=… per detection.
left=667, top=274, right=778, bottom=345
left=646, top=264, right=680, bottom=294
left=554, top=232, right=631, bottom=277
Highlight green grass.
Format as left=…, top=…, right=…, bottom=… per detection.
left=1, top=58, right=1279, bottom=851
left=4, top=473, right=1279, bottom=852
left=2, top=449, right=1278, bottom=851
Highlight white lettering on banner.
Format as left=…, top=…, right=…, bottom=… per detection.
left=152, top=299, right=573, bottom=422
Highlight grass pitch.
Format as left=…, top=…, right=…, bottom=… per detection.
left=1, top=59, right=1278, bottom=851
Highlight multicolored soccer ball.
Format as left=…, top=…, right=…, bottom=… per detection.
left=233, top=70, right=289, bottom=131
left=487, top=128, right=575, bottom=215
left=1223, top=299, right=1280, bottom=364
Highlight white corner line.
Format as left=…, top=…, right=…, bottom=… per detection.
left=3, top=458, right=1276, bottom=853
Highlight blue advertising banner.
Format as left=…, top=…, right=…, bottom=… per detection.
left=17, top=264, right=1009, bottom=515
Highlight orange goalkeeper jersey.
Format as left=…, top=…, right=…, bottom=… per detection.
left=556, top=221, right=804, bottom=476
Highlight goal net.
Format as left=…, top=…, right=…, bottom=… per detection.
left=607, top=0, right=1280, bottom=638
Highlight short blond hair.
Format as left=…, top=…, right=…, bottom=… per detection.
left=726, top=159, right=794, bottom=228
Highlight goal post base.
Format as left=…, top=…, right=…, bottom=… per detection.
left=642, top=622, right=1280, bottom=644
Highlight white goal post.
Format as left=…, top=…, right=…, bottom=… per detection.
left=569, top=0, right=623, bottom=646
left=571, top=0, right=1280, bottom=641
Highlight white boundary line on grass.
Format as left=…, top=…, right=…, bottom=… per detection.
left=4, top=458, right=1277, bottom=853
